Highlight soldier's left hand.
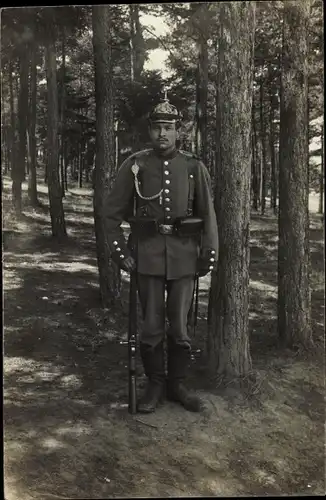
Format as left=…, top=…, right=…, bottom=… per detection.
left=121, top=256, right=136, bottom=273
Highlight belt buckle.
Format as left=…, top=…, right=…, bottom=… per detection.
left=160, top=224, right=173, bottom=235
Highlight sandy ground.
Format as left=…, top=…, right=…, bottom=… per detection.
left=3, top=176, right=325, bottom=499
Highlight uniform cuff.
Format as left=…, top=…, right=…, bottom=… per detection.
left=110, top=238, right=130, bottom=265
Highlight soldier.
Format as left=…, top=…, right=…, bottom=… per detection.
left=105, top=94, right=218, bottom=413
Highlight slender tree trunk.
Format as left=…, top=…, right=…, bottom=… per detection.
left=129, top=4, right=145, bottom=82
left=78, top=140, right=83, bottom=188
left=252, top=102, right=260, bottom=211
left=64, top=140, right=69, bottom=191
left=195, top=32, right=208, bottom=164
left=92, top=5, right=121, bottom=306
left=44, top=11, right=67, bottom=240
left=8, top=59, right=16, bottom=173
left=278, top=0, right=312, bottom=348
left=207, top=2, right=255, bottom=380
left=12, top=53, right=29, bottom=213
left=60, top=27, right=66, bottom=198
left=269, top=89, right=277, bottom=214
left=27, top=41, right=39, bottom=207
left=319, top=123, right=324, bottom=214
left=260, top=79, right=267, bottom=214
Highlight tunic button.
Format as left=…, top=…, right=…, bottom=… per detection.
left=113, top=241, right=118, bottom=245
left=211, top=250, right=215, bottom=255
left=190, top=174, right=194, bottom=178
left=164, top=161, right=169, bottom=166
left=166, top=215, right=171, bottom=220
left=165, top=198, right=170, bottom=202
left=120, top=254, right=125, bottom=259
left=165, top=207, right=171, bottom=212
left=165, top=180, right=170, bottom=184
left=164, top=189, right=170, bottom=194
left=209, top=265, right=214, bottom=270
left=116, top=247, right=121, bottom=252
left=210, top=258, right=215, bottom=262
left=164, top=170, right=169, bottom=175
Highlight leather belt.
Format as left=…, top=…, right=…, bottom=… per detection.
left=158, top=224, right=174, bottom=235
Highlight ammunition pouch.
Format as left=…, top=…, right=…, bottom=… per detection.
left=173, top=217, right=204, bottom=238
left=128, top=216, right=158, bottom=240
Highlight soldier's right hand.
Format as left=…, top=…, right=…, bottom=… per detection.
left=121, top=256, right=136, bottom=273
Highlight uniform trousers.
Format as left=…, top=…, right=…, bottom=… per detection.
left=137, top=274, right=195, bottom=349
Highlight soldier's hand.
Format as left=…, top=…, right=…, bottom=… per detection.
left=121, top=256, right=136, bottom=273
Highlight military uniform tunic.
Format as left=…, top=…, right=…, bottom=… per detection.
left=105, top=148, right=218, bottom=280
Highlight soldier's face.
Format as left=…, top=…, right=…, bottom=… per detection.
left=149, top=122, right=178, bottom=151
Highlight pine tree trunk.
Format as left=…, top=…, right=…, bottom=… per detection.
left=78, top=141, right=83, bottom=188
left=269, top=90, right=277, bottom=214
left=278, top=0, right=312, bottom=348
left=12, top=52, right=29, bottom=213
left=252, top=102, right=260, bottom=211
left=196, top=33, right=208, bottom=164
left=129, top=5, right=145, bottom=82
left=27, top=41, right=39, bottom=207
left=60, top=28, right=66, bottom=199
left=8, top=59, right=16, bottom=173
left=207, top=2, right=255, bottom=380
left=319, top=123, right=324, bottom=214
left=44, top=11, right=67, bottom=240
left=260, top=79, right=267, bottom=215
left=92, top=5, right=121, bottom=307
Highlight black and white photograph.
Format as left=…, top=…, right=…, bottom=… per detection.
left=2, top=2, right=324, bottom=498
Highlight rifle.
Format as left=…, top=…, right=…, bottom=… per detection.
left=128, top=262, right=138, bottom=414
left=193, top=273, right=200, bottom=336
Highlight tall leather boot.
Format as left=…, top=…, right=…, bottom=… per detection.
left=166, top=338, right=204, bottom=412
left=137, top=341, right=165, bottom=413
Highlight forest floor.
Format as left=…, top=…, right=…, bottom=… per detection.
left=3, top=174, right=325, bottom=499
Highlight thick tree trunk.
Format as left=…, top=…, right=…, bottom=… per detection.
left=278, top=0, right=312, bottom=348
left=45, top=12, right=67, bottom=240
left=92, top=5, right=121, bottom=306
left=319, top=123, right=324, bottom=214
left=27, top=41, right=39, bottom=207
left=207, top=2, right=255, bottom=380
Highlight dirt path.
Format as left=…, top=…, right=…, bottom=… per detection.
left=3, top=178, right=325, bottom=498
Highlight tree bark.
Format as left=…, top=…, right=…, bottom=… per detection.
left=195, top=30, right=208, bottom=164
left=278, top=0, right=312, bottom=348
left=27, top=40, right=39, bottom=207
left=12, top=52, right=29, bottom=213
left=8, top=59, right=16, bottom=174
left=252, top=101, right=260, bottom=211
left=92, top=5, right=121, bottom=307
left=319, top=123, right=324, bottom=214
left=207, top=2, right=255, bottom=380
left=269, top=89, right=277, bottom=214
left=60, top=27, right=66, bottom=198
left=44, top=10, right=67, bottom=240
left=260, top=79, right=268, bottom=214
left=129, top=5, right=145, bottom=82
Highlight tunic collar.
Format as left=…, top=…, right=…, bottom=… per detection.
left=153, top=147, right=178, bottom=160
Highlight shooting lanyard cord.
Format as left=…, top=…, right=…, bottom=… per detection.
left=131, top=161, right=163, bottom=201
